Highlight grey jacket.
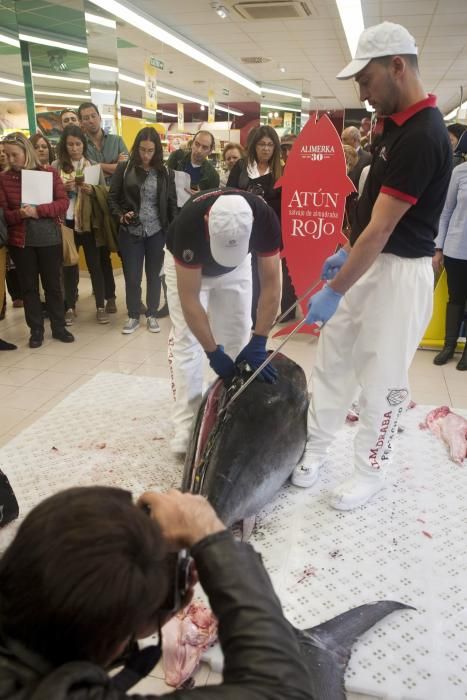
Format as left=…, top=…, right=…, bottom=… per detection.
left=0, top=532, right=312, bottom=700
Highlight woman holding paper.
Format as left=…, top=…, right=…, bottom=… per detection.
left=53, top=125, right=108, bottom=325
left=108, top=127, right=177, bottom=334
left=0, top=132, right=73, bottom=348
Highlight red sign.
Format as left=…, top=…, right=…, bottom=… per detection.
left=275, top=114, right=354, bottom=336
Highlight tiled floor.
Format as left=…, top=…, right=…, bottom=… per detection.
left=0, top=273, right=465, bottom=698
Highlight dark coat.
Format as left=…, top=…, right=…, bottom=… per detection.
left=348, top=148, right=372, bottom=189
left=227, top=159, right=281, bottom=220
left=166, top=149, right=220, bottom=191
left=107, top=162, right=178, bottom=232
left=0, top=532, right=312, bottom=700
left=0, top=167, right=68, bottom=248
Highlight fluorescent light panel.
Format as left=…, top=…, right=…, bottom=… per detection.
left=32, top=72, right=90, bottom=84
left=35, top=90, right=90, bottom=99
left=444, top=101, right=467, bottom=120
left=88, top=0, right=261, bottom=94
left=120, top=102, right=177, bottom=118
left=18, top=33, right=88, bottom=54
left=335, top=0, right=364, bottom=58
left=262, top=103, right=301, bottom=113
left=0, top=76, right=23, bottom=87
left=84, top=12, right=117, bottom=28
left=89, top=63, right=119, bottom=73
left=261, top=87, right=301, bottom=99
left=0, top=33, right=20, bottom=48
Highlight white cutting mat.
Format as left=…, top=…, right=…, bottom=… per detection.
left=0, top=372, right=466, bottom=699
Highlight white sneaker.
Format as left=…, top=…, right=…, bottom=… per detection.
left=122, top=317, right=140, bottom=334
left=170, top=433, right=189, bottom=456
left=147, top=316, right=160, bottom=333
left=64, top=309, right=74, bottom=326
left=329, top=471, right=385, bottom=511
left=291, top=448, right=324, bottom=488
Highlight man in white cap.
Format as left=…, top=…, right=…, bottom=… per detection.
left=165, top=188, right=281, bottom=455
left=292, top=22, right=452, bottom=509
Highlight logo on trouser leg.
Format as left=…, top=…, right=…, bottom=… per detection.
left=386, top=389, right=408, bottom=406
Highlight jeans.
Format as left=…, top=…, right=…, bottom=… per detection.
left=63, top=227, right=106, bottom=309
left=9, top=244, right=65, bottom=334
left=118, top=229, right=165, bottom=319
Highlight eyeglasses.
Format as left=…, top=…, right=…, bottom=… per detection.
left=257, top=142, right=275, bottom=149
left=2, top=135, right=24, bottom=144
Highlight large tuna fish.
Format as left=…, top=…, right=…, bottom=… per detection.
left=162, top=599, right=414, bottom=697
left=181, top=353, right=308, bottom=530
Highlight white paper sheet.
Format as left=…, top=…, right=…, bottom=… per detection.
left=21, top=170, right=53, bottom=206
left=173, top=170, right=192, bottom=208
left=84, top=163, right=101, bottom=186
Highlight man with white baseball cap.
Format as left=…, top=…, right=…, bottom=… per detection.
left=165, top=188, right=281, bottom=455
left=292, top=22, right=452, bottom=510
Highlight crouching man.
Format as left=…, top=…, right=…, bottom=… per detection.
left=0, top=486, right=312, bottom=700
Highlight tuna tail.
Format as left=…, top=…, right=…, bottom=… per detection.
left=295, top=600, right=415, bottom=700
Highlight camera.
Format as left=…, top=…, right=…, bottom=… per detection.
left=142, top=503, right=192, bottom=613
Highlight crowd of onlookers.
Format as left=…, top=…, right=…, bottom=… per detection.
left=0, top=107, right=466, bottom=362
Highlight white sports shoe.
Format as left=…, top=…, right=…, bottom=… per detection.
left=122, top=317, right=140, bottom=334
left=291, top=447, right=324, bottom=488
left=170, top=433, right=189, bottom=456
left=329, top=471, right=385, bottom=511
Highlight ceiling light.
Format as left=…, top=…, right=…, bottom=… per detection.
left=262, top=103, right=301, bottom=113
left=84, top=12, right=117, bottom=28
left=88, top=0, right=261, bottom=94
left=89, top=62, right=119, bottom=73
left=279, top=66, right=286, bottom=73
left=0, top=95, right=21, bottom=102
left=444, top=101, right=467, bottom=120
left=35, top=90, right=90, bottom=99
left=200, top=104, right=205, bottom=110
left=261, top=86, right=301, bottom=99
left=119, top=73, right=145, bottom=87
left=0, top=76, right=23, bottom=87
left=32, top=72, right=90, bottom=84
left=120, top=72, right=244, bottom=116
left=0, top=33, right=20, bottom=48
left=211, top=2, right=229, bottom=19
left=91, top=88, right=118, bottom=94
left=120, top=101, right=177, bottom=118
left=335, top=0, right=364, bottom=58
left=18, top=33, right=88, bottom=54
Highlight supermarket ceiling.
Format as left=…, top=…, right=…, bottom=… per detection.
left=114, top=0, right=467, bottom=113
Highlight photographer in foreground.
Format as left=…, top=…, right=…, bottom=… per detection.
left=0, top=487, right=311, bottom=699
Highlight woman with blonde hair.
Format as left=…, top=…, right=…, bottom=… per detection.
left=0, top=132, right=73, bottom=348
left=220, top=142, right=245, bottom=186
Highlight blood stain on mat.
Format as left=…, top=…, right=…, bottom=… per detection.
left=422, top=531, right=433, bottom=539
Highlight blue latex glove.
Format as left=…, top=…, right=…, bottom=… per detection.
left=206, top=345, right=236, bottom=380
left=321, top=247, right=348, bottom=280
left=235, top=334, right=278, bottom=383
left=305, top=286, right=342, bottom=326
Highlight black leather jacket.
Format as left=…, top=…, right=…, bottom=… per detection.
left=0, top=531, right=312, bottom=700
left=108, top=161, right=178, bottom=232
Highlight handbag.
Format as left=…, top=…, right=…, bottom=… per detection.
left=62, top=224, right=79, bottom=266
left=0, top=469, right=19, bottom=528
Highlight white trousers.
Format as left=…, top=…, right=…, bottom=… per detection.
left=165, top=250, right=252, bottom=439
left=307, top=253, right=433, bottom=474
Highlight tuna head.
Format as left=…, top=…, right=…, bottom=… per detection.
left=182, top=353, right=308, bottom=527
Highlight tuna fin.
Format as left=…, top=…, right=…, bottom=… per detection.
left=295, top=601, right=415, bottom=700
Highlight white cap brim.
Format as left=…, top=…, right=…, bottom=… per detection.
left=336, top=57, right=372, bottom=80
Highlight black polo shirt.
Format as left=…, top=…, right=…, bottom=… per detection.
left=352, top=95, right=452, bottom=257
left=166, top=188, right=281, bottom=276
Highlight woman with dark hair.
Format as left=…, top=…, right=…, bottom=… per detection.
left=227, top=125, right=296, bottom=323
left=108, top=127, right=177, bottom=334
left=29, top=133, right=54, bottom=166
left=52, top=124, right=108, bottom=325
left=0, top=132, right=73, bottom=347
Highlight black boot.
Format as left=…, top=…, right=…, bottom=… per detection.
left=433, top=303, right=463, bottom=365
left=456, top=343, right=467, bottom=371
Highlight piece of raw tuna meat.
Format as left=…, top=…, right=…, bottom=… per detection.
left=162, top=601, right=218, bottom=688
left=420, top=406, right=467, bottom=464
